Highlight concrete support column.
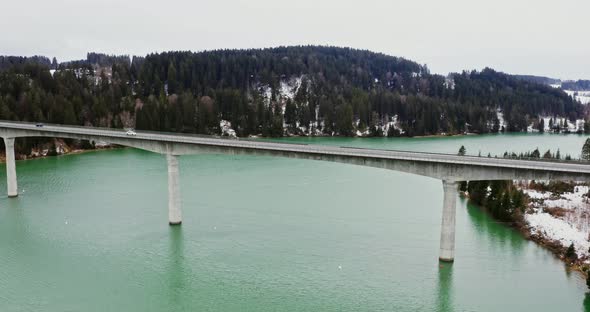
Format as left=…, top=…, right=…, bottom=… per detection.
left=167, top=154, right=182, bottom=225
left=439, top=180, right=458, bottom=262
left=4, top=138, right=17, bottom=198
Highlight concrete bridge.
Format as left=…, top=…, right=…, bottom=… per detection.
left=1, top=121, right=590, bottom=262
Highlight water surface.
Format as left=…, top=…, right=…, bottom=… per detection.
left=1, top=133, right=589, bottom=311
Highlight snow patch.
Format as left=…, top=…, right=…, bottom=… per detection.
left=565, top=90, right=590, bottom=105
left=526, top=213, right=590, bottom=258
left=496, top=109, right=505, bottom=131
left=259, top=76, right=303, bottom=104
left=444, top=77, right=455, bottom=90
left=522, top=183, right=590, bottom=257
left=219, top=120, right=236, bottom=137
left=384, top=115, right=404, bottom=136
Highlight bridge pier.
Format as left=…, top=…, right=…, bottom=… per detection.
left=167, top=154, right=182, bottom=225
left=4, top=138, right=17, bottom=197
left=439, top=180, right=457, bottom=262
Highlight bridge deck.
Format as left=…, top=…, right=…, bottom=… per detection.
left=1, top=120, right=589, bottom=175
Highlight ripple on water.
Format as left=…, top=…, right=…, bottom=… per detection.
left=0, top=139, right=589, bottom=311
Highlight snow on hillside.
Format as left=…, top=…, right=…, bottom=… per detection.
left=524, top=116, right=584, bottom=133
left=548, top=83, right=590, bottom=105
left=564, top=90, right=590, bottom=105
left=385, top=115, right=404, bottom=135
left=259, top=76, right=303, bottom=105
left=444, top=77, right=455, bottom=90
left=496, top=110, right=506, bottom=131
left=521, top=183, right=590, bottom=259
left=219, top=120, right=236, bottom=137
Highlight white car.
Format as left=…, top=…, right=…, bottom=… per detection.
left=126, top=129, right=136, bottom=136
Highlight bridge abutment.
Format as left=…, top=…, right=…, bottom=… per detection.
left=4, top=138, right=17, bottom=197
left=439, top=180, right=457, bottom=262
left=167, top=154, right=182, bottom=225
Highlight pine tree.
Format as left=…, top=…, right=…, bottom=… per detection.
left=167, top=63, right=178, bottom=95
left=543, top=150, right=552, bottom=159
left=458, top=145, right=466, bottom=156
left=582, top=138, right=590, bottom=160
left=284, top=99, right=297, bottom=129
left=47, top=142, right=58, bottom=156
left=458, top=181, right=467, bottom=192
left=565, top=243, right=577, bottom=261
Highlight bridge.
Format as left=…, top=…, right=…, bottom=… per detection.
left=1, top=120, right=590, bottom=262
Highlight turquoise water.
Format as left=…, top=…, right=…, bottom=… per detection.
left=0, top=133, right=589, bottom=311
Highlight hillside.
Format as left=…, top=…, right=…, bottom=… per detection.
left=0, top=46, right=586, bottom=146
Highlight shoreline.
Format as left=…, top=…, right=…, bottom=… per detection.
left=460, top=191, right=589, bottom=277
left=0, top=146, right=121, bottom=164
left=266, top=130, right=586, bottom=140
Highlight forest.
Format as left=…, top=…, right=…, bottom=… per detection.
left=0, top=46, right=586, bottom=147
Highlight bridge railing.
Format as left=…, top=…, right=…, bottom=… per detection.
left=340, top=145, right=588, bottom=165
left=0, top=119, right=236, bottom=140
left=1, top=119, right=589, bottom=166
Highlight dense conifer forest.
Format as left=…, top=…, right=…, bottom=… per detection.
left=0, top=46, right=585, bottom=144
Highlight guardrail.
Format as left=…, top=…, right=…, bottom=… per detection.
left=0, top=120, right=589, bottom=169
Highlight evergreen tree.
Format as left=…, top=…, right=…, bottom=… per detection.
left=565, top=243, right=577, bottom=261
left=459, top=181, right=467, bottom=192
left=167, top=63, right=178, bottom=95
left=284, top=99, right=297, bottom=129
left=543, top=150, right=552, bottom=159
left=582, top=138, right=590, bottom=160
left=335, top=104, right=354, bottom=136
left=47, top=142, right=58, bottom=156
left=458, top=145, right=466, bottom=156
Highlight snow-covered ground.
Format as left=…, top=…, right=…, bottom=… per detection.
left=259, top=76, right=303, bottom=105
left=549, top=83, right=590, bottom=105
left=219, top=120, right=236, bottom=137
left=564, top=90, right=590, bottom=105
left=529, top=116, right=584, bottom=133
left=521, top=183, right=590, bottom=258
left=496, top=110, right=506, bottom=131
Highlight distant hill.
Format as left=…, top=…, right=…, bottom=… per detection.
left=0, top=46, right=585, bottom=138
left=513, top=74, right=561, bottom=86
left=561, top=80, right=590, bottom=91
left=0, top=55, right=53, bottom=71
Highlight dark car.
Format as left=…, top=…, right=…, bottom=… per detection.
left=35, top=123, right=44, bottom=127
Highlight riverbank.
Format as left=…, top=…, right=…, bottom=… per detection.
left=463, top=181, right=590, bottom=276
left=519, top=181, right=590, bottom=273
left=0, top=138, right=118, bottom=163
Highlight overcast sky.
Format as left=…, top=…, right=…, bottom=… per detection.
left=2, top=0, right=588, bottom=80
